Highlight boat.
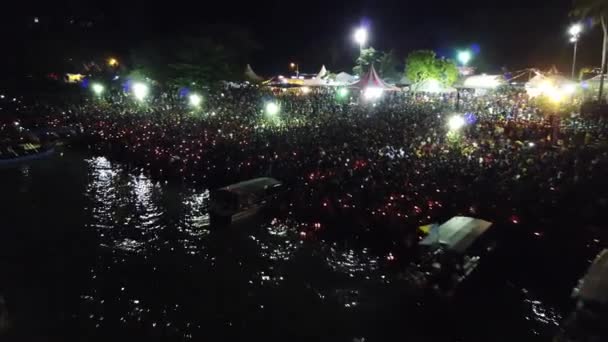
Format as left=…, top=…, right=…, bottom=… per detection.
left=407, top=216, right=496, bottom=296
left=0, top=143, right=56, bottom=167
left=555, top=249, right=608, bottom=342
left=209, top=177, right=284, bottom=226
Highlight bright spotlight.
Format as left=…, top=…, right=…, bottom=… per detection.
left=363, top=87, right=383, bottom=100
left=457, top=50, right=472, bottom=65
left=547, top=89, right=563, bottom=103
left=338, top=88, right=349, bottom=98
left=569, top=23, right=582, bottom=37
left=354, top=27, right=368, bottom=47
left=132, top=82, right=149, bottom=101
left=189, top=93, right=202, bottom=107
left=301, top=86, right=311, bottom=94
left=91, top=83, right=104, bottom=95
left=265, top=102, right=280, bottom=116
left=448, top=115, right=466, bottom=131
left=563, top=83, right=577, bottom=94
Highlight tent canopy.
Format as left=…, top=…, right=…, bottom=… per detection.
left=349, top=65, right=399, bottom=90
left=317, top=65, right=328, bottom=79
left=411, top=79, right=457, bottom=93
left=463, top=74, right=506, bottom=89
left=244, top=64, right=263, bottom=82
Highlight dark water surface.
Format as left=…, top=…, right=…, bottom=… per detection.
left=0, top=150, right=601, bottom=341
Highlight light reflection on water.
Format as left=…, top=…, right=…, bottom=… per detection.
left=1, top=152, right=577, bottom=341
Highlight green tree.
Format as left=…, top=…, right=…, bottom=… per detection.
left=353, top=47, right=383, bottom=75
left=435, top=58, right=459, bottom=86
left=405, top=51, right=459, bottom=91
left=405, top=50, right=440, bottom=84
left=573, top=0, right=608, bottom=102
left=378, top=49, right=400, bottom=81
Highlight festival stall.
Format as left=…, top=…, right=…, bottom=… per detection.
left=244, top=64, right=263, bottom=82
left=411, top=79, right=457, bottom=93
left=462, top=74, right=506, bottom=94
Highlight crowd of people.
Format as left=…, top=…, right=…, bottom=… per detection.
left=7, top=84, right=608, bottom=252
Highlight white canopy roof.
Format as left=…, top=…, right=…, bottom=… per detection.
left=317, top=65, right=328, bottom=79
left=463, top=74, right=506, bottom=89
left=420, top=216, right=492, bottom=253
left=412, top=79, right=457, bottom=93
left=578, top=249, right=608, bottom=303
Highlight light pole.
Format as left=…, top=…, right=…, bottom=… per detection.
left=290, top=62, right=299, bottom=77
left=353, top=27, right=368, bottom=73
left=569, top=24, right=583, bottom=80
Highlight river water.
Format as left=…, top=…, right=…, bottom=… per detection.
left=0, top=150, right=597, bottom=341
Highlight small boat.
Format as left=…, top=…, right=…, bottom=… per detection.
left=408, top=216, right=496, bottom=296
left=0, top=143, right=56, bottom=167
left=209, top=177, right=283, bottom=226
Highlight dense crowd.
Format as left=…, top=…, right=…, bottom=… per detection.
left=7, top=85, right=608, bottom=251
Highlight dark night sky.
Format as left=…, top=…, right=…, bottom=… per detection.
left=1, top=0, right=604, bottom=77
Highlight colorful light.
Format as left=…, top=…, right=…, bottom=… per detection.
left=457, top=50, right=472, bottom=65
left=132, top=82, right=149, bottom=101
left=189, top=93, right=202, bottom=107
left=91, top=83, right=104, bottom=95
left=448, top=115, right=466, bottom=131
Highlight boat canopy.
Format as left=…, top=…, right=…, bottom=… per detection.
left=419, top=216, right=492, bottom=254
left=578, top=249, right=608, bottom=304
left=218, top=177, right=282, bottom=197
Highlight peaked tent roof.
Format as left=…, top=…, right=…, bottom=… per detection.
left=335, top=72, right=356, bottom=84
left=349, top=65, right=399, bottom=90
left=317, top=65, right=328, bottom=79
left=244, top=64, right=263, bottom=82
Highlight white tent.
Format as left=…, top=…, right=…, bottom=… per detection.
left=334, top=72, right=356, bottom=84
left=525, top=73, right=575, bottom=97
left=317, top=65, right=328, bottom=79
left=411, top=79, right=456, bottom=93
left=244, top=64, right=263, bottom=82
left=463, top=74, right=506, bottom=89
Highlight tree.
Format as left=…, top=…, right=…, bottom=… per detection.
left=405, top=50, right=440, bottom=84
left=573, top=0, right=608, bottom=102
left=129, top=26, right=259, bottom=87
left=436, top=58, right=459, bottom=86
left=405, top=50, right=459, bottom=86
left=378, top=50, right=400, bottom=81
left=353, top=47, right=383, bottom=75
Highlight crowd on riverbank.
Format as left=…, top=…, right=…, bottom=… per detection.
left=9, top=86, right=608, bottom=249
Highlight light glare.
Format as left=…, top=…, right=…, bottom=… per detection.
left=132, top=82, right=149, bottom=101
left=448, top=115, right=466, bottom=131
left=189, top=93, right=202, bottom=107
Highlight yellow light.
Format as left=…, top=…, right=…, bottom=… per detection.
left=290, top=63, right=296, bottom=68
left=108, top=58, right=119, bottom=67
left=546, top=88, right=563, bottom=103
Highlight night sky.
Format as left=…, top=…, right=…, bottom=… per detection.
left=1, top=0, right=603, bottom=77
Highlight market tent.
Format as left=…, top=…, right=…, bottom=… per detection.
left=463, top=74, right=506, bottom=89
left=349, top=65, right=399, bottom=90
left=411, top=79, right=457, bottom=93
left=244, top=64, right=263, bottom=82
left=334, top=72, right=356, bottom=84
left=317, top=65, right=328, bottom=79
left=525, top=73, right=573, bottom=97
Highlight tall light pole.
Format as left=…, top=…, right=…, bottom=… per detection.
left=569, top=23, right=583, bottom=80
left=290, top=62, right=299, bottom=77
left=353, top=27, right=368, bottom=74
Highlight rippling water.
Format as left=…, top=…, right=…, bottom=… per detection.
left=0, top=150, right=594, bottom=341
